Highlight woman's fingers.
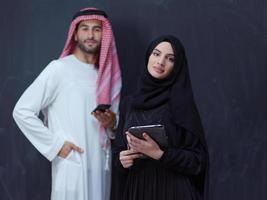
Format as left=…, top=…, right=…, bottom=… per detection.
left=126, top=132, right=143, bottom=145
left=120, top=153, right=141, bottom=161
left=126, top=133, right=146, bottom=152
left=120, top=149, right=140, bottom=158
left=119, top=149, right=142, bottom=168
left=122, top=160, right=133, bottom=166
left=120, top=148, right=138, bottom=155
left=142, top=132, right=153, bottom=142
left=121, top=161, right=134, bottom=168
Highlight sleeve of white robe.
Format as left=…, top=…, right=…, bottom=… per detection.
left=13, top=60, right=65, bottom=161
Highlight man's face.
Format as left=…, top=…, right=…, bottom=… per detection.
left=74, top=19, right=102, bottom=54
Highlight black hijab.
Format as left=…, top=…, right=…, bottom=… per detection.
left=132, top=35, right=206, bottom=144
left=132, top=35, right=209, bottom=198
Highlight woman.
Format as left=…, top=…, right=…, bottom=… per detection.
left=111, top=35, right=208, bottom=200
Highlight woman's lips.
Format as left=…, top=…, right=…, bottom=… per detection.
left=153, top=66, right=164, bottom=74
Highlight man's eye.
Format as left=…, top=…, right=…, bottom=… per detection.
left=94, top=28, right=102, bottom=32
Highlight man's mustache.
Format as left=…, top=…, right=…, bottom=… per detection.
left=84, top=39, right=97, bottom=43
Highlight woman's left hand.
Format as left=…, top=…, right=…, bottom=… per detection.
left=126, top=132, right=164, bottom=160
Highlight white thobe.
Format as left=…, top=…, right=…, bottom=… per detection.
left=13, top=55, right=113, bottom=200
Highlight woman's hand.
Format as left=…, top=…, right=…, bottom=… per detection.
left=126, top=132, right=164, bottom=160
left=119, top=149, right=142, bottom=168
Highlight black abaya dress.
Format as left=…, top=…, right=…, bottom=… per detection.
left=111, top=97, right=207, bottom=200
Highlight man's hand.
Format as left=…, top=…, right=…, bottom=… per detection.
left=57, top=141, right=83, bottom=158
left=92, top=110, right=116, bottom=129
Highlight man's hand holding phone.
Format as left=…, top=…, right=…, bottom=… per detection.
left=92, top=104, right=116, bottom=129
left=91, top=104, right=111, bottom=113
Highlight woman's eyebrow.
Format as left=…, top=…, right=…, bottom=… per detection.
left=154, top=48, right=174, bottom=56
left=153, top=49, right=161, bottom=53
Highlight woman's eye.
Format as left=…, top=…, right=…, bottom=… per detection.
left=168, top=57, right=175, bottom=63
left=152, top=52, right=160, bottom=56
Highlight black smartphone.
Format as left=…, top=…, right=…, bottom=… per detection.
left=92, top=104, right=111, bottom=113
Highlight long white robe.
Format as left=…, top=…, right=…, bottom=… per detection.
left=13, top=55, right=113, bottom=200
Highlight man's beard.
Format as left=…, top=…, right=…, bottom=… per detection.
left=77, top=39, right=100, bottom=54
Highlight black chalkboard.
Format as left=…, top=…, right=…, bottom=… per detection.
left=1, top=0, right=267, bottom=199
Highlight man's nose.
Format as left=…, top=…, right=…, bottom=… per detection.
left=87, top=29, right=93, bottom=39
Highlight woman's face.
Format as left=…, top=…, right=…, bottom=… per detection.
left=147, top=41, right=175, bottom=79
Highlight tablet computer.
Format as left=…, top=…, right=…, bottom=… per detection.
left=128, top=124, right=168, bottom=148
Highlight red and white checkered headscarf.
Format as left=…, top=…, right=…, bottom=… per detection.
left=60, top=8, right=121, bottom=149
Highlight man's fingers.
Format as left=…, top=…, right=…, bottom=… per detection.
left=93, top=114, right=102, bottom=121
left=71, top=143, right=83, bottom=153
left=93, top=110, right=116, bottom=129
left=93, top=112, right=109, bottom=123
left=58, top=141, right=83, bottom=158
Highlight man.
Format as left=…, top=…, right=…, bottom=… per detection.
left=13, top=8, right=121, bottom=200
